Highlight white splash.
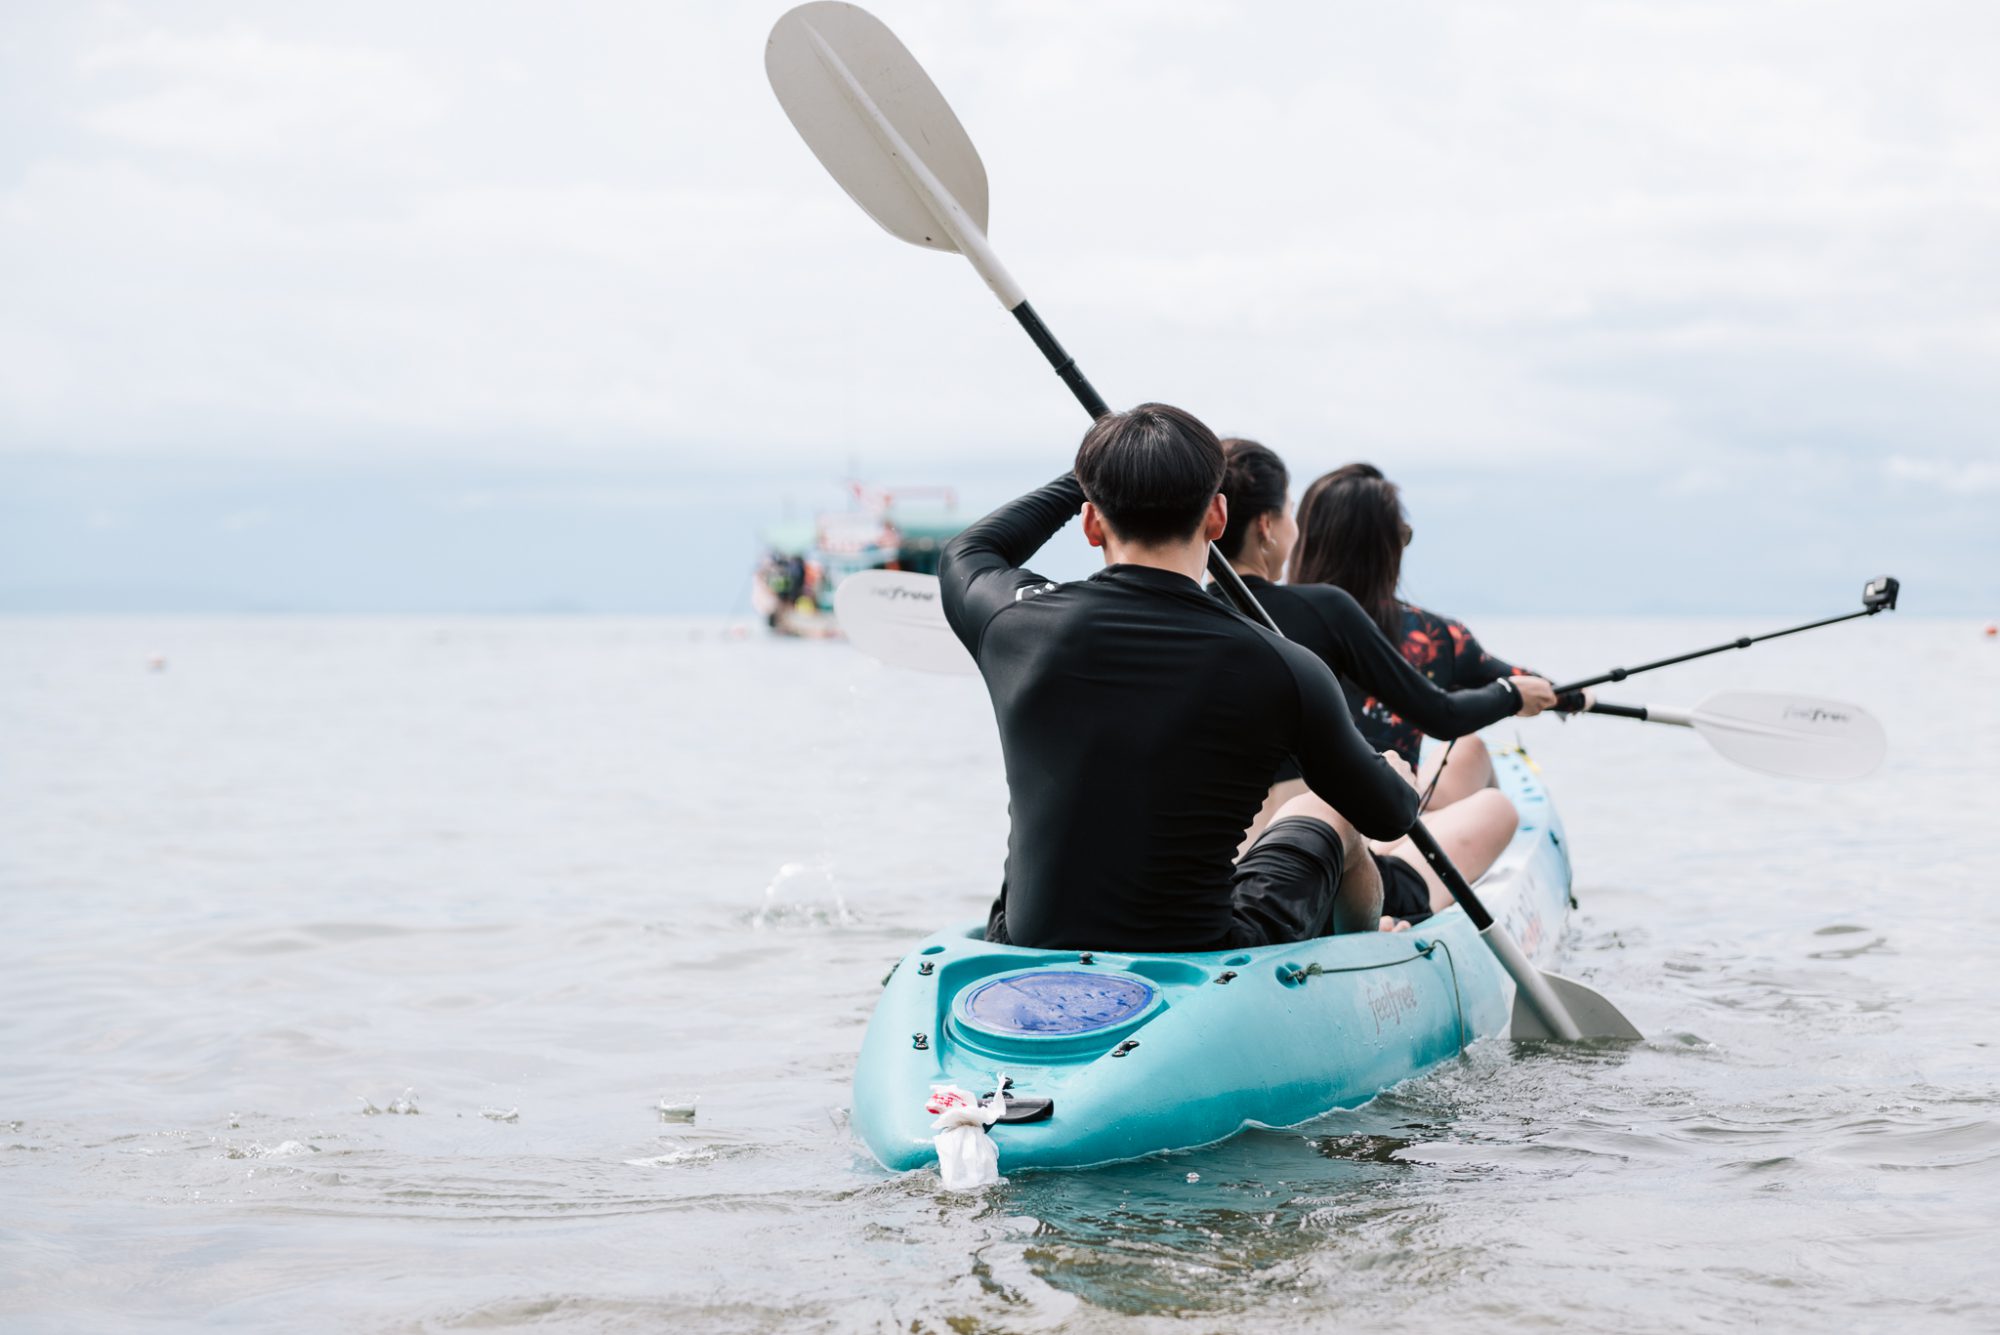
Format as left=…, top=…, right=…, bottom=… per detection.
left=751, top=861, right=856, bottom=930
left=622, top=1141, right=714, bottom=1168
left=223, top=1139, right=317, bottom=1160
left=360, top=1088, right=421, bottom=1116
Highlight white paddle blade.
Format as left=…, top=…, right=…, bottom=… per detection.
left=1691, top=690, right=1887, bottom=782
left=1510, top=971, right=1643, bottom=1041
left=834, top=570, right=976, bottom=676
left=1483, top=922, right=1640, bottom=1041
left=766, top=3, right=990, bottom=255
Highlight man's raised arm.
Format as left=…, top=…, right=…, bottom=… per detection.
left=937, top=474, right=1085, bottom=654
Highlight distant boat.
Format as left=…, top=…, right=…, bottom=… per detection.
left=752, top=483, right=965, bottom=638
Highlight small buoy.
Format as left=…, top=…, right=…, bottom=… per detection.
left=1984, top=623, right=1997, bottom=638
left=147, top=654, right=167, bottom=672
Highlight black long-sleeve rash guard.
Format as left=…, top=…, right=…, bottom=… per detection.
left=1214, top=576, right=1520, bottom=780
left=938, top=474, right=1421, bottom=953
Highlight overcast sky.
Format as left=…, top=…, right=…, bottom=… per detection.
left=3, top=1, right=1996, bottom=613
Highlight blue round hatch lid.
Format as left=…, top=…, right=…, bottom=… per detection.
left=961, top=970, right=1157, bottom=1036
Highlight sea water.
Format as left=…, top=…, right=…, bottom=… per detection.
left=2, top=614, right=1996, bottom=1332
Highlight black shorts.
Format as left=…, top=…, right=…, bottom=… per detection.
left=1225, top=817, right=1345, bottom=947
left=1376, top=852, right=1434, bottom=925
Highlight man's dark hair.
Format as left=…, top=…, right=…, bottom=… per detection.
left=1216, top=438, right=1289, bottom=561
left=1073, top=403, right=1226, bottom=545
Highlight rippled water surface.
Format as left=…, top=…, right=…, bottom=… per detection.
left=3, top=614, right=1997, bottom=1332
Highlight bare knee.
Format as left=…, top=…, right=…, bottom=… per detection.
left=1457, top=786, right=1516, bottom=832
left=1427, top=741, right=1495, bottom=809
left=1414, top=788, right=1519, bottom=911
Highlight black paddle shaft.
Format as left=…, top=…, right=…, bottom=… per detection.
left=1012, top=301, right=1109, bottom=418
left=1404, top=821, right=1495, bottom=932
left=1554, top=577, right=1899, bottom=694
left=1010, top=296, right=1476, bottom=917
left=1007, top=299, right=1279, bottom=633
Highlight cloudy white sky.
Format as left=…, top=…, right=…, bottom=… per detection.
left=3, top=1, right=1996, bottom=613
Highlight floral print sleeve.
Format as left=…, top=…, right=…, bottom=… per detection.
left=1441, top=616, right=1536, bottom=689
left=1353, top=602, right=1538, bottom=767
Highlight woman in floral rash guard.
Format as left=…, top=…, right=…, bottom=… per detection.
left=1379, top=606, right=1532, bottom=761
left=1289, top=463, right=1582, bottom=810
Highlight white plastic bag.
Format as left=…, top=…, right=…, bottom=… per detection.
left=926, top=1081, right=1007, bottom=1190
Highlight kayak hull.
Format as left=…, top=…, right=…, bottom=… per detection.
left=852, top=744, right=1572, bottom=1173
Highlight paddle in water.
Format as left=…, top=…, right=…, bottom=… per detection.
left=766, top=1, right=1637, bottom=1042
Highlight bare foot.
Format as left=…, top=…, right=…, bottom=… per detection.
left=1379, top=916, right=1411, bottom=933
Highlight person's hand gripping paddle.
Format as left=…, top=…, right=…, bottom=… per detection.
left=766, top=1, right=1637, bottom=1042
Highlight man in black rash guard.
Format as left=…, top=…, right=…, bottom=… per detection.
left=938, top=403, right=1422, bottom=953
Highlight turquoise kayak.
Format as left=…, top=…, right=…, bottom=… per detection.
left=852, top=743, right=1575, bottom=1173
